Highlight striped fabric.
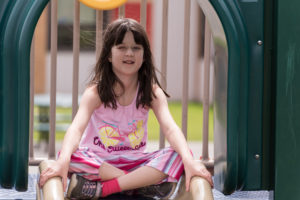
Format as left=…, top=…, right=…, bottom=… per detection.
left=68, top=146, right=184, bottom=183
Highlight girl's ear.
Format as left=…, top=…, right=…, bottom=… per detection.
left=108, top=54, right=112, bottom=62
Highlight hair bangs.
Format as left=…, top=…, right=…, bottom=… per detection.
left=114, top=25, right=127, bottom=45
left=113, top=22, right=146, bottom=46
left=131, top=29, right=146, bottom=45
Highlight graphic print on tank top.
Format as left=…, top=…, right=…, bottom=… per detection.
left=98, top=121, right=122, bottom=147
left=98, top=119, right=145, bottom=149
left=127, top=120, right=144, bottom=148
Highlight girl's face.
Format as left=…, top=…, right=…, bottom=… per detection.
left=109, top=31, right=144, bottom=79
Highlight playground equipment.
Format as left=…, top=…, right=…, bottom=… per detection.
left=208, top=0, right=300, bottom=199
left=1, top=0, right=300, bottom=199
left=200, top=0, right=267, bottom=194
left=0, top=0, right=49, bottom=191
left=274, top=1, right=300, bottom=199
left=37, top=160, right=213, bottom=200
left=0, top=0, right=213, bottom=199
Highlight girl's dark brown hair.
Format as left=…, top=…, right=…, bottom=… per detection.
left=90, top=18, right=169, bottom=109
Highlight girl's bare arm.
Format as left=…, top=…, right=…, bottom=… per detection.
left=151, top=86, right=193, bottom=160
left=151, top=85, right=213, bottom=190
left=58, top=85, right=101, bottom=162
left=39, top=85, right=101, bottom=191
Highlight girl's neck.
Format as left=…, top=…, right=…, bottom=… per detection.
left=114, top=76, right=138, bottom=106
left=115, top=75, right=138, bottom=92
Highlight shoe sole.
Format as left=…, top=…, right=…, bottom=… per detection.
left=168, top=176, right=184, bottom=199
left=66, top=174, right=79, bottom=198
left=160, top=182, right=178, bottom=200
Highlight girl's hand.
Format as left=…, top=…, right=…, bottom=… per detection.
left=39, top=159, right=70, bottom=192
left=183, top=159, right=213, bottom=191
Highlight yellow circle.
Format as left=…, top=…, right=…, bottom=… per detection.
left=79, top=0, right=128, bottom=10
left=99, top=126, right=120, bottom=147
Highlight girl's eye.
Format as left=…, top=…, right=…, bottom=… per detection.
left=133, top=46, right=142, bottom=50
left=118, top=46, right=126, bottom=49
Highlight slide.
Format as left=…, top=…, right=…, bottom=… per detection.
left=37, top=160, right=213, bottom=200
left=1, top=0, right=214, bottom=198
left=0, top=0, right=49, bottom=191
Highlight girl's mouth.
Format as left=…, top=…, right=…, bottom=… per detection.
left=123, top=60, right=134, bottom=64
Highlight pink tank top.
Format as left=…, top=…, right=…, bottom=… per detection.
left=79, top=88, right=149, bottom=155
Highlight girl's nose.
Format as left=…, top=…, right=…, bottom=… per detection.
left=125, top=48, right=134, bottom=56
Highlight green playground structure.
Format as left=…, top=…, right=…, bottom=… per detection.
left=0, top=0, right=49, bottom=191
left=1, top=0, right=300, bottom=199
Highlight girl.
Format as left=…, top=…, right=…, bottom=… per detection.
left=39, top=18, right=213, bottom=199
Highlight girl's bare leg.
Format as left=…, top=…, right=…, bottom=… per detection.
left=98, top=163, right=168, bottom=191
left=117, top=166, right=167, bottom=191
left=99, top=162, right=125, bottom=181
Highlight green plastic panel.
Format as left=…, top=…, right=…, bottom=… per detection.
left=210, top=0, right=249, bottom=194
left=261, top=0, right=275, bottom=190
left=0, top=0, right=49, bottom=191
left=274, top=0, right=300, bottom=199
left=237, top=0, right=265, bottom=190
left=201, top=0, right=265, bottom=194
left=0, top=1, right=15, bottom=184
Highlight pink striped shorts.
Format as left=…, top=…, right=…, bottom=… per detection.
left=68, top=146, right=184, bottom=183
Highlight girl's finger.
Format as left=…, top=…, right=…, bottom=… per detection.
left=40, top=167, right=50, bottom=176
left=205, top=174, right=213, bottom=187
left=209, top=177, right=214, bottom=187
left=185, top=175, right=191, bottom=192
left=40, top=172, right=51, bottom=186
left=39, top=175, right=46, bottom=187
left=40, top=169, right=57, bottom=187
left=63, top=176, right=67, bottom=192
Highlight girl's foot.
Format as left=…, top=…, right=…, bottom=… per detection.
left=136, top=182, right=177, bottom=199
left=67, top=174, right=102, bottom=199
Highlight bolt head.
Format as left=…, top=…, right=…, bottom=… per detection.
left=257, top=40, right=263, bottom=46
